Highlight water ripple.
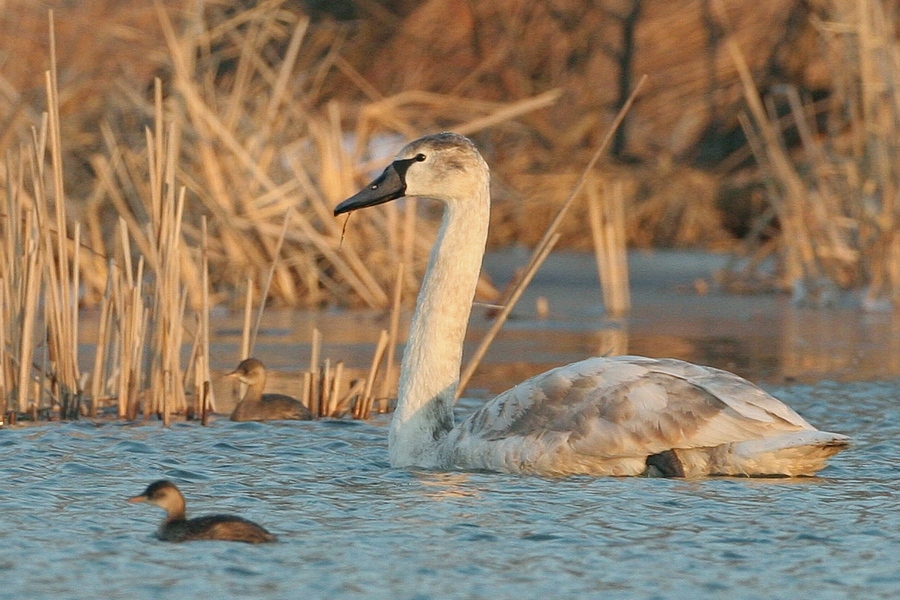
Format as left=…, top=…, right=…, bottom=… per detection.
left=0, top=379, right=899, bottom=599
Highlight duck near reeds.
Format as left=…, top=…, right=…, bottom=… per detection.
left=334, top=132, right=850, bottom=477
left=127, top=480, right=276, bottom=543
left=227, top=358, right=311, bottom=422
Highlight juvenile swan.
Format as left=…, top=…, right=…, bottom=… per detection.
left=127, top=480, right=277, bottom=543
left=228, top=357, right=312, bottom=422
left=334, top=132, right=849, bottom=477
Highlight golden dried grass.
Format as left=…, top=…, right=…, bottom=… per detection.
left=4, top=0, right=567, bottom=313
left=6, top=0, right=900, bottom=423
left=0, top=12, right=218, bottom=422
left=722, top=0, right=900, bottom=305
left=6, top=0, right=803, bottom=317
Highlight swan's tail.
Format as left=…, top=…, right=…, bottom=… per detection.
left=676, top=431, right=850, bottom=477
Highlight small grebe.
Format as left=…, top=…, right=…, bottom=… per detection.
left=227, top=358, right=311, bottom=422
left=127, top=480, right=277, bottom=543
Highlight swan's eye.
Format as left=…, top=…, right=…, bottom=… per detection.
left=415, top=153, right=426, bottom=162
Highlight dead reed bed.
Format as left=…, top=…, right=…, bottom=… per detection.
left=5, top=0, right=804, bottom=312
left=0, top=23, right=84, bottom=422
left=0, top=3, right=570, bottom=423
left=12, top=0, right=894, bottom=423
left=8, top=0, right=836, bottom=340
left=9, top=1, right=880, bottom=301
left=0, top=14, right=220, bottom=424
left=720, top=0, right=900, bottom=306
left=2, top=1, right=569, bottom=311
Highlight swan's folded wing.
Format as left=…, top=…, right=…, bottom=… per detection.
left=454, top=356, right=813, bottom=462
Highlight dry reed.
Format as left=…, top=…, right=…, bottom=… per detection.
left=0, top=13, right=221, bottom=423
left=353, top=329, right=390, bottom=420
left=14, top=1, right=878, bottom=422
left=378, top=262, right=405, bottom=412
left=587, top=178, right=631, bottom=317
left=0, top=14, right=85, bottom=421
left=5, top=0, right=749, bottom=329
left=4, top=3, right=549, bottom=422
left=4, top=1, right=561, bottom=317
left=719, top=0, right=900, bottom=305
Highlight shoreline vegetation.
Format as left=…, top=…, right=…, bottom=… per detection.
left=1, top=0, right=899, bottom=422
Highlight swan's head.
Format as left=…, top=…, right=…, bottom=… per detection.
left=127, top=480, right=186, bottom=518
left=226, top=357, right=267, bottom=387
left=334, top=132, right=489, bottom=216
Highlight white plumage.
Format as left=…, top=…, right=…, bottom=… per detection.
left=334, top=132, right=849, bottom=477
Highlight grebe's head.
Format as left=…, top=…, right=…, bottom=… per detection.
left=127, top=480, right=185, bottom=516
left=226, top=357, right=267, bottom=386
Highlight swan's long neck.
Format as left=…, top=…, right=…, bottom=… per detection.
left=389, top=186, right=490, bottom=468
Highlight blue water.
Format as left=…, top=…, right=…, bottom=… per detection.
left=5, top=250, right=899, bottom=598
left=1, top=378, right=897, bottom=600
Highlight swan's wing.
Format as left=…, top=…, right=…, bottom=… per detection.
left=633, top=357, right=813, bottom=430
left=452, top=356, right=813, bottom=464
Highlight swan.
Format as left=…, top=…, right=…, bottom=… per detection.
left=333, top=132, right=849, bottom=477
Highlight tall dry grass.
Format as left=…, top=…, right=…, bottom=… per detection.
left=2, top=1, right=568, bottom=312
left=0, top=14, right=217, bottom=423
left=9, top=0, right=900, bottom=422
left=0, top=23, right=84, bottom=421
left=0, top=2, right=568, bottom=421
left=723, top=0, right=900, bottom=306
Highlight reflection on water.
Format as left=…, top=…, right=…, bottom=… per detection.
left=416, top=472, right=481, bottom=500
left=197, top=251, right=900, bottom=405
left=189, top=283, right=900, bottom=410
left=71, top=251, right=900, bottom=410
left=780, top=308, right=900, bottom=381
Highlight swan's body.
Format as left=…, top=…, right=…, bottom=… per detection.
left=228, top=358, right=311, bottom=422
left=334, top=132, right=849, bottom=477
left=127, top=480, right=277, bottom=543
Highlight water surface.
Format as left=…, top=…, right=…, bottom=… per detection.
left=1, top=384, right=896, bottom=599
left=4, top=250, right=899, bottom=599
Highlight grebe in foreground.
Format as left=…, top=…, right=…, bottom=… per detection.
left=127, top=480, right=277, bottom=543
left=227, top=358, right=311, bottom=422
left=334, top=132, right=849, bottom=477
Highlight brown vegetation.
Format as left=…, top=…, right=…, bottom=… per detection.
left=726, top=0, right=900, bottom=305
left=4, top=0, right=900, bottom=421
left=0, top=0, right=864, bottom=311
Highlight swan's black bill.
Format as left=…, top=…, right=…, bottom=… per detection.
left=334, top=154, right=423, bottom=216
